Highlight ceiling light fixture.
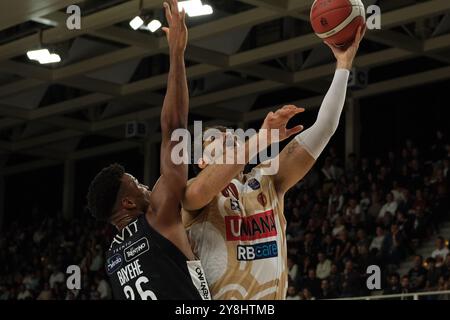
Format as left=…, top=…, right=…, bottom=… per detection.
left=26, top=31, right=61, bottom=65
left=129, top=0, right=145, bottom=30
left=178, top=0, right=213, bottom=17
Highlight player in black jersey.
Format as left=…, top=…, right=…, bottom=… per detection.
left=86, top=0, right=210, bottom=300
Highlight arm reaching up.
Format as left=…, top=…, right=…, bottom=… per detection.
left=273, top=26, right=366, bottom=195
left=149, top=0, right=189, bottom=229
left=159, top=0, right=189, bottom=180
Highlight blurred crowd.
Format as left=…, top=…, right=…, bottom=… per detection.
left=0, top=131, right=448, bottom=300
left=0, top=215, right=115, bottom=300
left=285, top=131, right=449, bottom=300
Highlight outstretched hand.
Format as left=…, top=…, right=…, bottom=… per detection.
left=325, top=25, right=366, bottom=70
left=163, top=0, right=188, bottom=55
left=261, top=105, right=305, bottom=144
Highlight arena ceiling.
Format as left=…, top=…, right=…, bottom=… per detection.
left=0, top=0, right=449, bottom=175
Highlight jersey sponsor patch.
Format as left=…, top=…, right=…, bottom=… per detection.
left=247, top=178, right=261, bottom=190
left=225, top=210, right=277, bottom=241
left=109, top=219, right=139, bottom=250
left=237, top=240, right=278, bottom=261
left=106, top=253, right=123, bottom=275
left=257, top=193, right=267, bottom=206
left=187, top=261, right=211, bottom=300
left=221, top=183, right=239, bottom=199
left=230, top=199, right=241, bottom=212
left=123, top=237, right=149, bottom=262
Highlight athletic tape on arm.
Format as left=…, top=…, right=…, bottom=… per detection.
left=295, top=69, right=350, bottom=160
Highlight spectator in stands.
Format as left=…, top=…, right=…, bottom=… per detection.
left=437, top=276, right=450, bottom=300
left=384, top=223, right=406, bottom=266
left=322, top=157, right=341, bottom=186
left=336, top=230, right=352, bottom=261
left=16, top=284, right=32, bottom=300
left=316, top=252, right=332, bottom=280
left=49, top=266, right=65, bottom=289
left=287, top=256, right=299, bottom=283
left=341, top=260, right=361, bottom=297
left=369, top=226, right=387, bottom=255
left=37, top=283, right=53, bottom=300
left=317, top=279, right=337, bottom=299
left=384, top=273, right=401, bottom=295
left=345, top=198, right=361, bottom=217
left=95, top=274, right=112, bottom=300
left=301, top=268, right=321, bottom=297
left=328, top=186, right=344, bottom=215
left=408, top=255, right=427, bottom=292
left=367, top=192, right=382, bottom=224
left=408, top=207, right=428, bottom=245
left=400, top=275, right=412, bottom=299
left=332, top=217, right=345, bottom=237
left=425, top=257, right=442, bottom=290
left=286, top=286, right=300, bottom=300
left=442, top=254, right=450, bottom=279
left=326, top=263, right=342, bottom=296
left=431, top=236, right=449, bottom=260
left=89, top=246, right=104, bottom=273
left=378, top=192, right=398, bottom=220
left=359, top=191, right=371, bottom=217
left=299, top=288, right=315, bottom=300
left=322, top=233, right=338, bottom=259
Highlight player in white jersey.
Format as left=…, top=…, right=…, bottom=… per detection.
left=182, top=27, right=365, bottom=300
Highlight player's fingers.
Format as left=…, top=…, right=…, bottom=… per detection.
left=171, top=0, right=179, bottom=17
left=354, top=26, right=363, bottom=46
left=287, top=108, right=305, bottom=119
left=283, top=104, right=297, bottom=111
left=266, top=111, right=275, bottom=119
left=164, top=2, right=172, bottom=24
left=361, top=24, right=367, bottom=40
left=181, top=8, right=186, bottom=23
left=285, top=105, right=304, bottom=114
left=286, top=125, right=304, bottom=137
left=277, top=109, right=292, bottom=120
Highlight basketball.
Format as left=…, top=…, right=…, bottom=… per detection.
left=310, top=0, right=366, bottom=48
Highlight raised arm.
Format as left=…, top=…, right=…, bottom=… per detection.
left=183, top=106, right=304, bottom=212
left=160, top=0, right=188, bottom=180
left=149, top=0, right=189, bottom=226
left=273, top=26, right=365, bottom=195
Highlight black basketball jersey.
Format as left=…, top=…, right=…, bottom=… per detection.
left=105, top=214, right=211, bottom=300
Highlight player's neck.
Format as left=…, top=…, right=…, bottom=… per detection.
left=113, top=212, right=140, bottom=231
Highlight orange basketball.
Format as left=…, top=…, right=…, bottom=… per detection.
left=310, top=0, right=366, bottom=48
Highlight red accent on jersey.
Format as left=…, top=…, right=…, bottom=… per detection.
left=221, top=183, right=239, bottom=199
left=225, top=210, right=277, bottom=241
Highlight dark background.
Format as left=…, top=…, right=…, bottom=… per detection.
left=3, top=77, right=448, bottom=224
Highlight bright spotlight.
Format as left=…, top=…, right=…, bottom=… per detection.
left=27, top=49, right=51, bottom=61
left=39, top=53, right=61, bottom=64
left=129, top=16, right=144, bottom=30
left=178, top=0, right=213, bottom=17
left=147, top=19, right=162, bottom=32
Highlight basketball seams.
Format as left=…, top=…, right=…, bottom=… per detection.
left=313, top=3, right=365, bottom=40
left=311, top=5, right=355, bottom=31
left=311, top=4, right=354, bottom=19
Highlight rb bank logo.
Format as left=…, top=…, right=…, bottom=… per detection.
left=237, top=241, right=278, bottom=261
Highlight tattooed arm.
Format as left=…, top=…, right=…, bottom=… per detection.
left=272, top=139, right=316, bottom=195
